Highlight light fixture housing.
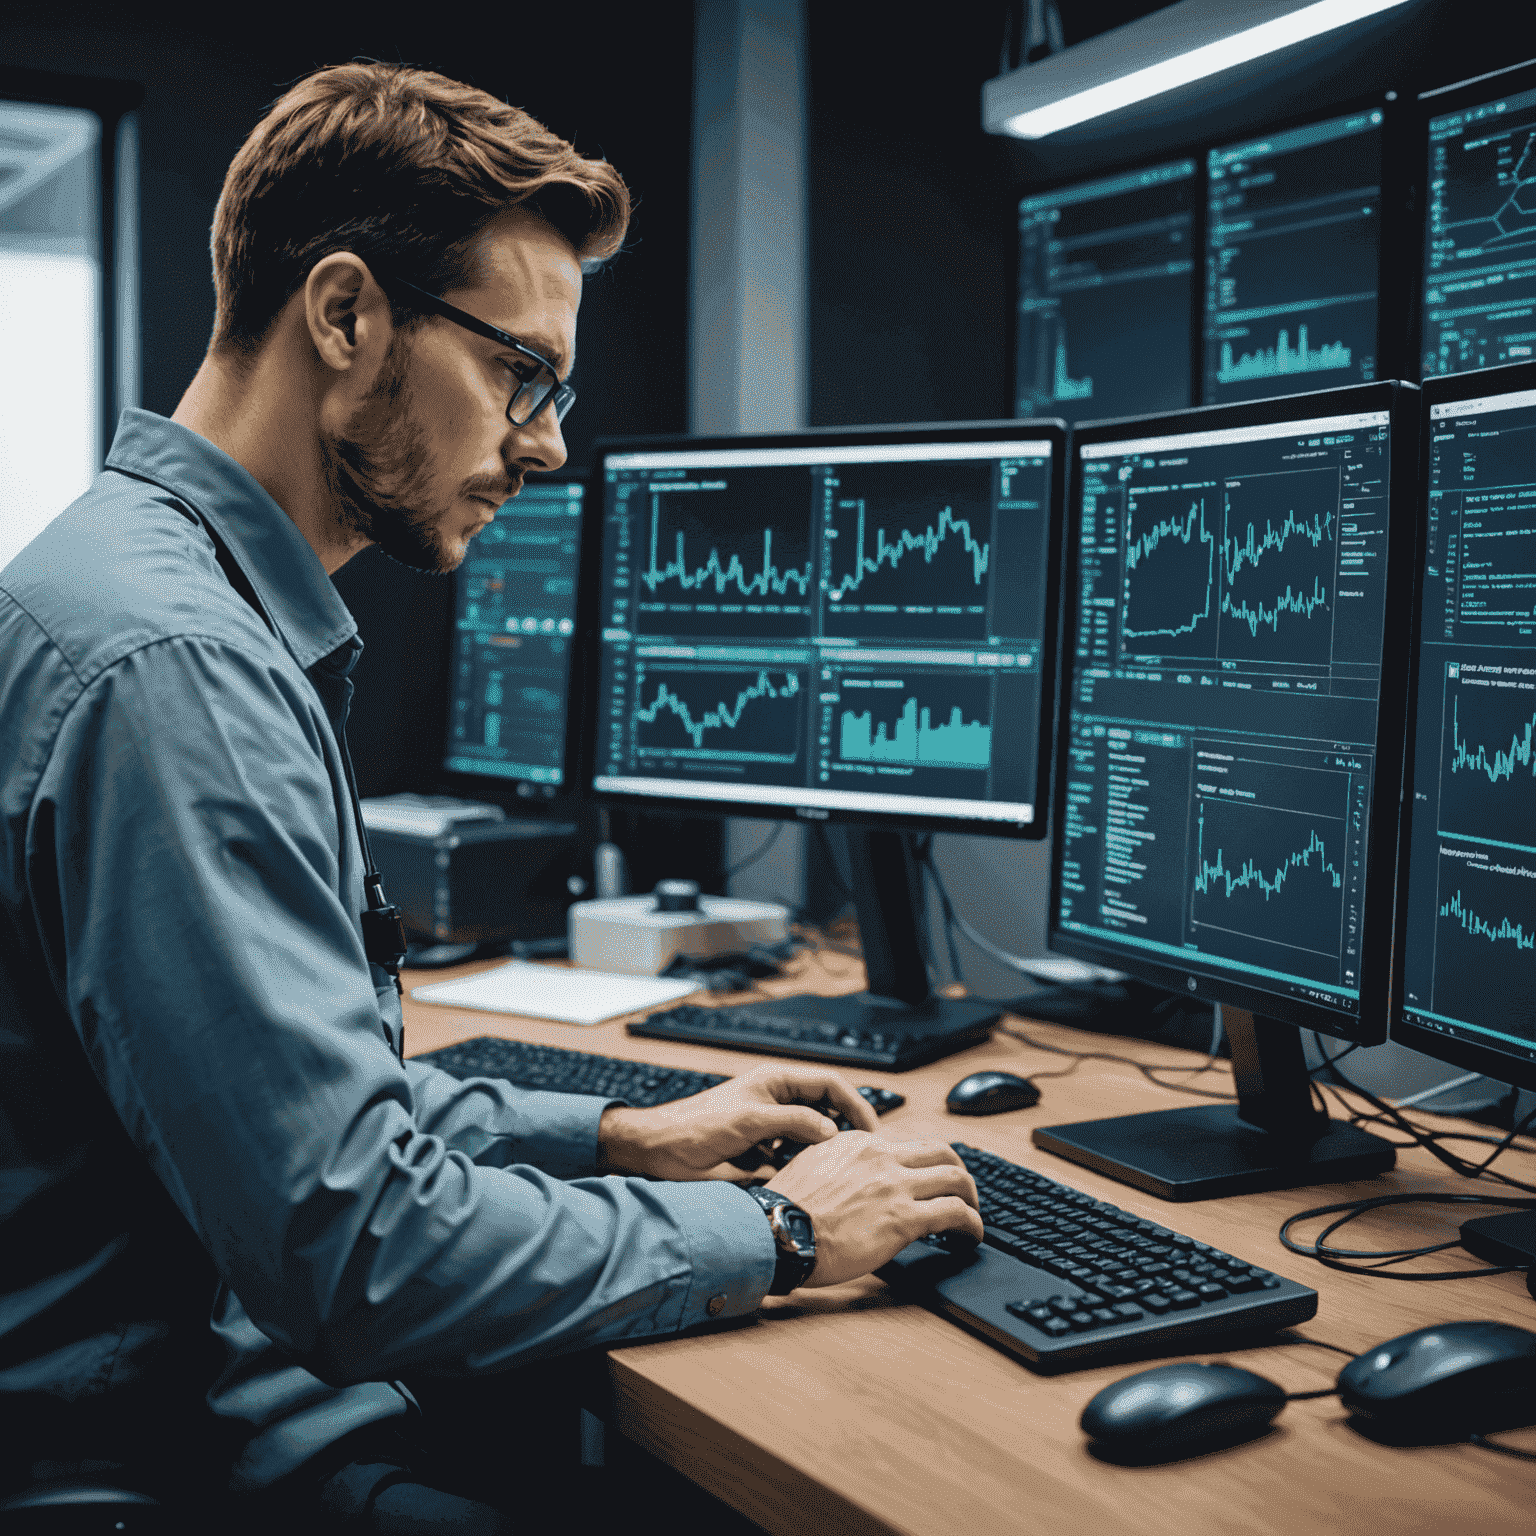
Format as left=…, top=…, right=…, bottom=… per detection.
left=983, top=0, right=1416, bottom=140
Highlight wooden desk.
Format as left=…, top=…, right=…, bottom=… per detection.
left=403, top=953, right=1536, bottom=1536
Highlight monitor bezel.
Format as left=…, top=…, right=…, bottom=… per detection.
left=1412, top=58, right=1536, bottom=385
left=434, top=469, right=593, bottom=812
left=1046, top=379, right=1421, bottom=1046
left=1198, top=88, right=1411, bottom=404
left=1009, top=149, right=1205, bottom=422
left=1389, top=359, right=1536, bottom=1093
left=577, top=418, right=1070, bottom=839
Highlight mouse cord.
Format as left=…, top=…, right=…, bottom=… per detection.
left=1469, top=1432, right=1536, bottom=1462
left=992, top=1021, right=1236, bottom=1100
left=1279, top=1192, right=1536, bottom=1279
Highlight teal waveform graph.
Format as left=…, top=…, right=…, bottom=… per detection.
left=1439, top=685, right=1536, bottom=851
left=633, top=669, right=802, bottom=764
left=1121, top=496, right=1218, bottom=654
left=828, top=501, right=990, bottom=603
left=1189, top=800, right=1346, bottom=965
left=820, top=456, right=997, bottom=643
left=1217, top=324, right=1352, bottom=385
left=1217, top=469, right=1338, bottom=664
left=1429, top=866, right=1536, bottom=1035
left=1440, top=890, right=1535, bottom=950
left=840, top=695, right=991, bottom=769
left=643, top=501, right=812, bottom=599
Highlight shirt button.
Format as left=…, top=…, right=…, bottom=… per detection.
left=706, top=1294, right=727, bottom=1318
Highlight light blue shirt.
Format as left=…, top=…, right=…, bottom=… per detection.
left=0, top=410, right=774, bottom=1493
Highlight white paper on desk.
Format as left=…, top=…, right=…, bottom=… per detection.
left=409, top=961, right=699, bottom=1025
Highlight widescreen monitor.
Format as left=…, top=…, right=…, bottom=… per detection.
left=1394, top=363, right=1536, bottom=1097
left=442, top=475, right=585, bottom=798
left=585, top=424, right=1066, bottom=836
left=1419, top=60, right=1536, bottom=378
left=1015, top=159, right=1197, bottom=424
left=1043, top=382, right=1420, bottom=1200
left=1202, top=106, right=1386, bottom=406
left=579, top=422, right=1066, bottom=1042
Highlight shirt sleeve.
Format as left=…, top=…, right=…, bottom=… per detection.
left=33, top=635, right=776, bottom=1385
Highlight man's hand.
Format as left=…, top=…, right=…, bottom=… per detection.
left=596, top=1061, right=880, bottom=1182
left=764, top=1132, right=983, bottom=1288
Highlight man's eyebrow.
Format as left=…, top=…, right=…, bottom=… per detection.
left=507, top=330, right=574, bottom=381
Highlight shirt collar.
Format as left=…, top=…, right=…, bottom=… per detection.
left=105, top=408, right=359, bottom=673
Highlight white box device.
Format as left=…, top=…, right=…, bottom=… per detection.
left=568, top=882, right=789, bottom=976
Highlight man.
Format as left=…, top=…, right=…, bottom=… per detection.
left=0, top=63, right=981, bottom=1530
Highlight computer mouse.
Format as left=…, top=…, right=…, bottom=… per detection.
left=1081, top=1362, right=1286, bottom=1458
left=1337, top=1320, right=1536, bottom=1432
left=945, top=1070, right=1040, bottom=1116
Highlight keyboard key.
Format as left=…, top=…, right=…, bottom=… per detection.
left=1141, top=1293, right=1173, bottom=1314
left=1166, top=1289, right=1201, bottom=1310
left=1035, top=1316, right=1072, bottom=1337
left=1112, top=1303, right=1143, bottom=1320
left=1066, top=1311, right=1098, bottom=1330
left=1196, top=1283, right=1227, bottom=1301
left=1090, top=1308, right=1118, bottom=1326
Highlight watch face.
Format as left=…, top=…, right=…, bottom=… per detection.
left=778, top=1206, right=814, bottom=1252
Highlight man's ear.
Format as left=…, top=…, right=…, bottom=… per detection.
left=304, top=253, right=391, bottom=375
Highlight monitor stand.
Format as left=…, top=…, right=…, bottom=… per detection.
left=1031, top=1007, right=1396, bottom=1201
left=744, top=827, right=1001, bottom=1045
left=1459, top=1212, right=1536, bottom=1269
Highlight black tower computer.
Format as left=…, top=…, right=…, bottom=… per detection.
left=1394, top=361, right=1536, bottom=1266
left=579, top=421, right=1067, bottom=1067
left=1042, top=381, right=1421, bottom=1199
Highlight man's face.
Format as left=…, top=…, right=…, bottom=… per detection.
left=323, top=209, right=581, bottom=573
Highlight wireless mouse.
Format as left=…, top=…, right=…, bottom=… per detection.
left=1338, top=1320, right=1536, bottom=1433
left=946, top=1070, right=1040, bottom=1116
left=1081, top=1362, right=1286, bottom=1458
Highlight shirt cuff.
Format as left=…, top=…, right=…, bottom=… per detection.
left=495, top=1089, right=616, bottom=1179
left=642, top=1179, right=778, bottom=1325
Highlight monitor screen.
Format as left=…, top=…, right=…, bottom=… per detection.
left=1202, top=109, right=1384, bottom=406
left=1422, top=76, right=1536, bottom=378
left=585, top=427, right=1065, bottom=835
left=1015, top=159, right=1196, bottom=424
left=1394, top=370, right=1536, bottom=1087
left=442, top=477, right=584, bottom=787
left=1050, top=385, right=1413, bottom=1038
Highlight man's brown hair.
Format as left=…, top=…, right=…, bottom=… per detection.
left=210, top=62, right=630, bottom=357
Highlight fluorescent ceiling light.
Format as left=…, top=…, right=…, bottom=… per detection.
left=1001, top=0, right=1413, bottom=138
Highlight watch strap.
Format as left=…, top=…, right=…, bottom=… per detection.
left=743, top=1185, right=817, bottom=1295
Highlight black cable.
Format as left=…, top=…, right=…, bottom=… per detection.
left=1279, top=1191, right=1536, bottom=1278
left=1312, top=1037, right=1536, bottom=1193
left=994, top=1020, right=1237, bottom=1101
left=1470, top=1431, right=1536, bottom=1462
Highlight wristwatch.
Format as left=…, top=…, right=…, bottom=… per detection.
left=742, top=1185, right=817, bottom=1295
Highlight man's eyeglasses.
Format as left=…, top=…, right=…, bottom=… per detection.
left=378, top=273, right=575, bottom=428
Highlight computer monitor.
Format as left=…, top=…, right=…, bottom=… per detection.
left=1394, top=361, right=1536, bottom=1265
left=1419, top=59, right=1536, bottom=379
left=1202, top=103, right=1388, bottom=406
left=1015, top=158, right=1197, bottom=424
left=581, top=421, right=1067, bottom=1038
left=441, top=475, right=585, bottom=801
left=1043, top=381, right=1421, bottom=1200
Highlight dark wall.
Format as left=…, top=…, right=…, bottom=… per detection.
left=1, top=3, right=695, bottom=802
left=806, top=0, right=1514, bottom=430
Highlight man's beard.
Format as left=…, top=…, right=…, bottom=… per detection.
left=320, top=331, right=511, bottom=575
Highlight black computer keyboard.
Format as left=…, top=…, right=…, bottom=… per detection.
left=414, top=1036, right=731, bottom=1106
left=412, top=1035, right=908, bottom=1121
left=628, top=1002, right=995, bottom=1069
left=878, top=1143, right=1318, bottom=1372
